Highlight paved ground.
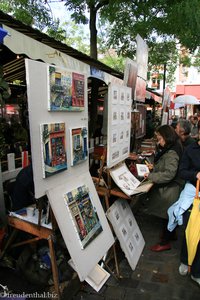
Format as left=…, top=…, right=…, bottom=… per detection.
left=0, top=205, right=199, bottom=300
left=67, top=210, right=200, bottom=300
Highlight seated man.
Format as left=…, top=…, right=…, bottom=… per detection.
left=175, top=119, right=195, bottom=147
left=9, top=164, right=35, bottom=211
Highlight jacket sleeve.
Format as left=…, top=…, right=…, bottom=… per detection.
left=148, top=150, right=179, bottom=184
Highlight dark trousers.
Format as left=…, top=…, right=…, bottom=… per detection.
left=160, top=218, right=177, bottom=244
left=180, top=207, right=200, bottom=278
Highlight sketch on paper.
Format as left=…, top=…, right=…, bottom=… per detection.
left=119, top=88, right=125, bottom=104
left=112, top=86, right=118, bottom=104
left=136, top=164, right=150, bottom=177
left=40, top=122, right=67, bottom=178
left=111, top=129, right=118, bottom=146
left=111, top=149, right=120, bottom=162
left=64, top=185, right=103, bottom=249
left=48, top=65, right=85, bottom=111
left=120, top=110, right=125, bottom=123
left=70, top=127, right=88, bottom=166
left=112, top=109, right=118, bottom=125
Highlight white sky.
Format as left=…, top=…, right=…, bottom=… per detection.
left=48, top=1, right=70, bottom=24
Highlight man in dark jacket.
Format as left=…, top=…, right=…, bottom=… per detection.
left=175, top=119, right=195, bottom=148
left=10, top=164, right=35, bottom=211
left=168, top=126, right=200, bottom=285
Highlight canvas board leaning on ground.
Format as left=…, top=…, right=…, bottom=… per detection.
left=106, top=198, right=145, bottom=270
left=68, top=259, right=110, bottom=292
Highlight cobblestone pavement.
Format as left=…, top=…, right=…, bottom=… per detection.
left=0, top=209, right=199, bottom=299
left=67, top=212, right=200, bottom=300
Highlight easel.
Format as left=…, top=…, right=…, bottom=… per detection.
left=0, top=207, right=61, bottom=300
left=92, top=148, right=137, bottom=279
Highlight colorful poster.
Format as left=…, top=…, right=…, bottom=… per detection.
left=48, top=66, right=85, bottom=111
left=64, top=185, right=103, bottom=249
left=70, top=127, right=88, bottom=166
left=40, top=122, right=67, bottom=178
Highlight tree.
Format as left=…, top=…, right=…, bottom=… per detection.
left=63, top=0, right=111, bottom=59
left=100, top=0, right=200, bottom=87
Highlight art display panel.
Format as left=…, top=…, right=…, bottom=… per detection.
left=40, top=122, right=67, bottom=178
left=106, top=199, right=145, bottom=270
left=47, top=65, right=85, bottom=111
left=26, top=59, right=88, bottom=198
left=69, top=127, right=88, bottom=166
left=64, top=184, right=103, bottom=249
left=47, top=173, right=115, bottom=282
left=107, top=84, right=132, bottom=168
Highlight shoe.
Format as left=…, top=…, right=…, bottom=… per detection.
left=191, top=275, right=200, bottom=286
left=150, top=243, right=171, bottom=252
left=179, top=263, right=188, bottom=276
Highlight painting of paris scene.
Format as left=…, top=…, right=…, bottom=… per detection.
left=70, top=127, right=88, bottom=166
left=48, top=65, right=85, bottom=111
left=64, top=185, right=103, bottom=249
left=40, top=122, right=67, bottom=178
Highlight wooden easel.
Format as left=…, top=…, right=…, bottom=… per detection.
left=0, top=208, right=61, bottom=300
left=92, top=148, right=137, bottom=279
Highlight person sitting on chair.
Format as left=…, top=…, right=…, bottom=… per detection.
left=9, top=164, right=35, bottom=211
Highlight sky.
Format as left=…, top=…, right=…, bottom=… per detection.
left=48, top=1, right=70, bottom=23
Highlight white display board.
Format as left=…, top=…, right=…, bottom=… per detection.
left=106, top=198, right=145, bottom=270
left=25, top=59, right=89, bottom=198
left=47, top=172, right=114, bottom=281
left=107, top=84, right=132, bottom=168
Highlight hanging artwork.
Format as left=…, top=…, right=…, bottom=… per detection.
left=40, top=122, right=67, bottom=178
left=107, top=84, right=132, bottom=168
left=47, top=65, right=85, bottom=111
left=70, top=126, right=88, bottom=166
left=64, top=185, right=103, bottom=249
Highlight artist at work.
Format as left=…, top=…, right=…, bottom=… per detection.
left=143, top=125, right=184, bottom=251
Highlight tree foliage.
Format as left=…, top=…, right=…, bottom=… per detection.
left=63, top=0, right=110, bottom=59
left=0, top=0, right=66, bottom=41
left=0, top=0, right=52, bottom=30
